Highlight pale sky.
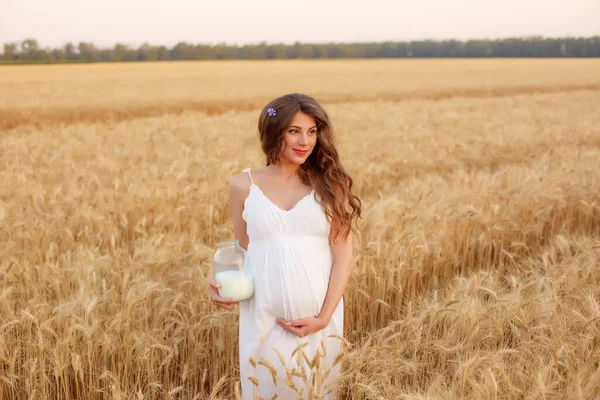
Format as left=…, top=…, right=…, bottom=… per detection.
left=1, top=0, right=599, bottom=48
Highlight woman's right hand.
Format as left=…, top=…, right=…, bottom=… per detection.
left=208, top=276, right=238, bottom=310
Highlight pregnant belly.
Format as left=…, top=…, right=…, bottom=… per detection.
left=247, top=240, right=332, bottom=321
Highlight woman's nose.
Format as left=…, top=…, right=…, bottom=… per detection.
left=298, top=132, right=308, bottom=145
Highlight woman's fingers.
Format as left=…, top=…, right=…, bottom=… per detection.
left=214, top=301, right=237, bottom=310
left=288, top=326, right=307, bottom=338
left=208, top=277, right=220, bottom=291
left=287, top=317, right=311, bottom=327
left=208, top=276, right=237, bottom=308
left=211, top=294, right=238, bottom=305
left=213, top=298, right=238, bottom=309
left=276, top=318, right=308, bottom=338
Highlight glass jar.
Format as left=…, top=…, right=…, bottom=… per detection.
left=213, top=240, right=254, bottom=302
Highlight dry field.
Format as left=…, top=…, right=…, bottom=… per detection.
left=1, top=59, right=600, bottom=399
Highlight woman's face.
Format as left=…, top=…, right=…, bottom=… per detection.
left=279, top=111, right=318, bottom=165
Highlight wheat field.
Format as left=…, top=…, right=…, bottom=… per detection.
left=1, top=59, right=599, bottom=399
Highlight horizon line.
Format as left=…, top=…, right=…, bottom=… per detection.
left=4, top=34, right=600, bottom=49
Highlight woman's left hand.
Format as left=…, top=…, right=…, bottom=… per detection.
left=276, top=316, right=329, bottom=338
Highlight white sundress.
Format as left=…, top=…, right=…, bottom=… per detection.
left=238, top=168, right=344, bottom=399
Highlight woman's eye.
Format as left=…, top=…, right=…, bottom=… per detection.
left=288, top=129, right=316, bottom=135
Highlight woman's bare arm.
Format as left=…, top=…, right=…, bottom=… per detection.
left=317, top=231, right=353, bottom=324
left=228, top=172, right=250, bottom=251
left=207, top=172, right=251, bottom=309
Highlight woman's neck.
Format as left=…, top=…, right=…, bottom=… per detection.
left=270, top=161, right=300, bottom=180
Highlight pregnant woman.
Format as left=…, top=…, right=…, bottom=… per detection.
left=208, top=93, right=361, bottom=399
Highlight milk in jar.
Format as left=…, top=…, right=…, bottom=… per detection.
left=213, top=240, right=254, bottom=302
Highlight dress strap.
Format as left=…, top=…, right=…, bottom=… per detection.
left=242, top=168, right=254, bottom=185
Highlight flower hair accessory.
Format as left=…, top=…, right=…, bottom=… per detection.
left=267, top=108, right=277, bottom=117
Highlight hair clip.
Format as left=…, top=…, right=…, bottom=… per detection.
left=267, top=108, right=277, bottom=117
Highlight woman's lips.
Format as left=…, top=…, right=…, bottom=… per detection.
left=293, top=149, right=308, bottom=156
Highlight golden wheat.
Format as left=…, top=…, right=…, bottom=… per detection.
left=0, top=59, right=599, bottom=399
left=2, top=59, right=600, bottom=131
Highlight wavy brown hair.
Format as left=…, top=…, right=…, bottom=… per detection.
left=257, top=93, right=362, bottom=244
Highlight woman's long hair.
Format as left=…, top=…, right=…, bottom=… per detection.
left=257, top=93, right=362, bottom=244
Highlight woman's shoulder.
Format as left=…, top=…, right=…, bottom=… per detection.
left=237, top=167, right=271, bottom=182
left=231, top=170, right=251, bottom=190
left=230, top=167, right=266, bottom=194
left=228, top=174, right=247, bottom=204
left=244, top=166, right=269, bottom=175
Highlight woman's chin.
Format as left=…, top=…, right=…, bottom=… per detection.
left=294, top=153, right=312, bottom=162
left=283, top=155, right=308, bottom=165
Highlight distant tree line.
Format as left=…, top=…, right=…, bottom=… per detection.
left=2, top=37, right=599, bottom=63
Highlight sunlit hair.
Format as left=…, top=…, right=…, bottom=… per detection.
left=257, top=93, right=362, bottom=244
